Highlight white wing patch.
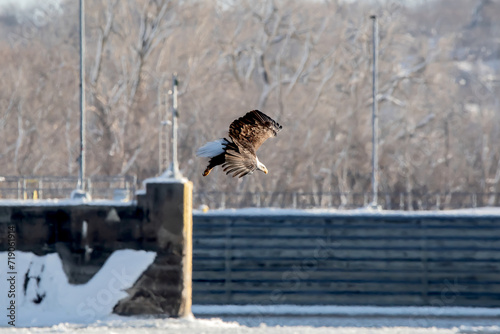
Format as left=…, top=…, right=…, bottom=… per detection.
left=196, top=138, right=227, bottom=158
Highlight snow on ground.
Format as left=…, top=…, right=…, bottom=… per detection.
left=0, top=250, right=156, bottom=327
left=193, top=206, right=500, bottom=217
left=194, top=315, right=500, bottom=333
left=192, top=305, right=500, bottom=318
left=0, top=199, right=135, bottom=207
left=192, top=305, right=500, bottom=333
left=0, top=316, right=499, bottom=334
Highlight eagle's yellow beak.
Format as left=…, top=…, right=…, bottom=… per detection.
left=264, top=167, right=268, bottom=174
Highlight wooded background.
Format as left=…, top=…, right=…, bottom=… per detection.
left=0, top=0, right=499, bottom=205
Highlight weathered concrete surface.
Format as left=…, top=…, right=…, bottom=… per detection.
left=114, top=181, right=193, bottom=317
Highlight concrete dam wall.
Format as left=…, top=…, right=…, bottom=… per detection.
left=0, top=179, right=193, bottom=318
left=2, top=183, right=500, bottom=319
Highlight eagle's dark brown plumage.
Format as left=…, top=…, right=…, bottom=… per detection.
left=196, top=110, right=282, bottom=178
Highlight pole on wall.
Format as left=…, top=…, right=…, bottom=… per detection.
left=158, top=75, right=171, bottom=175
left=73, top=0, right=89, bottom=200
left=79, top=0, right=86, bottom=190
left=370, top=15, right=380, bottom=209
left=163, top=73, right=183, bottom=179
left=171, top=74, right=180, bottom=177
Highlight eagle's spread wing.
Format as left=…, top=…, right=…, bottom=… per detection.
left=222, top=147, right=257, bottom=178
left=228, top=110, right=282, bottom=153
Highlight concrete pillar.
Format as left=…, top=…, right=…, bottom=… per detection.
left=114, top=179, right=193, bottom=317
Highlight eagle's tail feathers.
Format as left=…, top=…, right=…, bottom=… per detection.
left=196, top=138, right=227, bottom=158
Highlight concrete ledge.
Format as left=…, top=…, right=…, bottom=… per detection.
left=192, top=304, right=500, bottom=318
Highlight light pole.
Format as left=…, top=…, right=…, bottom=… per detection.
left=78, top=0, right=86, bottom=192
left=158, top=75, right=171, bottom=175
left=370, top=15, right=379, bottom=209
left=171, top=74, right=180, bottom=177
left=163, top=73, right=182, bottom=179
left=72, top=0, right=90, bottom=199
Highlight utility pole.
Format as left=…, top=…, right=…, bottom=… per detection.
left=370, top=15, right=379, bottom=209
left=158, top=75, right=170, bottom=174
left=163, top=73, right=182, bottom=179
left=171, top=73, right=180, bottom=178
left=78, top=0, right=87, bottom=193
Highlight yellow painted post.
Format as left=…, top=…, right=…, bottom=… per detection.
left=33, top=190, right=38, bottom=200
left=181, top=181, right=193, bottom=317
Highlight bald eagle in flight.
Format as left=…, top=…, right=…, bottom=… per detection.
left=196, top=110, right=282, bottom=178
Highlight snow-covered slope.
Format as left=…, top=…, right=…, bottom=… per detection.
left=0, top=250, right=156, bottom=327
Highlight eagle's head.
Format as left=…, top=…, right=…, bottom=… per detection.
left=256, top=157, right=268, bottom=174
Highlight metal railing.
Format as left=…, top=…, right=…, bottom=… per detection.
left=2, top=177, right=498, bottom=210
left=194, top=191, right=500, bottom=211
left=0, top=175, right=137, bottom=201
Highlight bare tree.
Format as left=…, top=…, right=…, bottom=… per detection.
left=0, top=0, right=499, bottom=208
